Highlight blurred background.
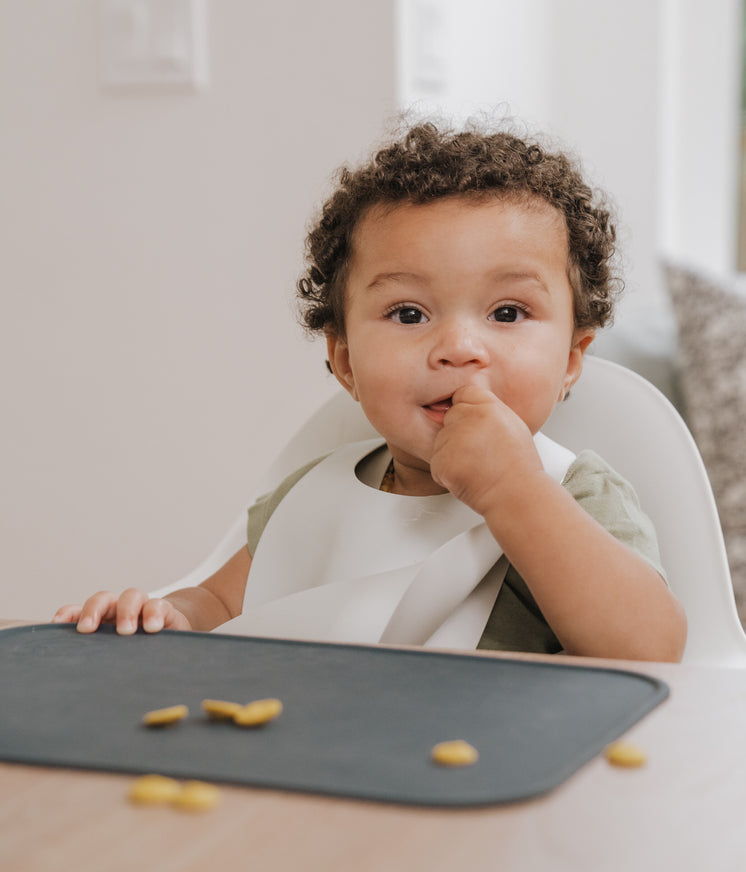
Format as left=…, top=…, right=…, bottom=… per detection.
left=1, top=0, right=743, bottom=620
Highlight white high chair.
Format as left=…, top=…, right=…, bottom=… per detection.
left=154, top=355, right=746, bottom=666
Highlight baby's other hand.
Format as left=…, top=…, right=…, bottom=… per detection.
left=430, top=384, right=541, bottom=515
left=51, top=588, right=191, bottom=635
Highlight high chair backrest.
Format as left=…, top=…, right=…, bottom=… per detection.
left=547, top=356, right=746, bottom=666
left=155, top=355, right=746, bottom=666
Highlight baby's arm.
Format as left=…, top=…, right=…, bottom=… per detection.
left=430, top=386, right=687, bottom=662
left=51, top=546, right=251, bottom=635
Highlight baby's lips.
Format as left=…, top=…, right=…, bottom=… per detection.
left=426, top=397, right=453, bottom=413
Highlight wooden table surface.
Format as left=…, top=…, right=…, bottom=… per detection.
left=2, top=618, right=745, bottom=872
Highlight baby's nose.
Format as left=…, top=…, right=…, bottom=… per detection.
left=429, top=321, right=489, bottom=367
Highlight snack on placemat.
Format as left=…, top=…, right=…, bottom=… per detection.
left=201, top=699, right=244, bottom=720
left=431, top=740, right=479, bottom=767
left=232, top=698, right=283, bottom=727
left=142, top=705, right=189, bottom=727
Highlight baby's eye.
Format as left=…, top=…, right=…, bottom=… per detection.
left=489, top=305, right=527, bottom=323
left=387, top=305, right=428, bottom=325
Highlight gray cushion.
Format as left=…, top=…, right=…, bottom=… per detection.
left=665, top=263, right=746, bottom=621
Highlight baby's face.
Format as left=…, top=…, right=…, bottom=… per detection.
left=327, top=196, right=593, bottom=487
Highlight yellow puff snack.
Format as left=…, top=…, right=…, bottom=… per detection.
left=201, top=699, right=244, bottom=720
left=232, top=698, right=283, bottom=727
left=128, top=774, right=182, bottom=805
left=172, top=780, right=221, bottom=811
left=142, top=704, right=189, bottom=727
left=604, top=740, right=647, bottom=768
left=430, top=739, right=479, bottom=767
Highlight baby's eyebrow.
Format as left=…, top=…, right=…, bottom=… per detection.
left=365, top=271, right=425, bottom=291
left=490, top=270, right=551, bottom=294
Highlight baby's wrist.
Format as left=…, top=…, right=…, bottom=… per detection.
left=479, top=467, right=555, bottom=531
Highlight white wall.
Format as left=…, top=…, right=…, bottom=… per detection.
left=1, top=0, right=395, bottom=619
left=659, top=0, right=743, bottom=274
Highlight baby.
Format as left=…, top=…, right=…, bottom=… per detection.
left=53, top=121, right=687, bottom=661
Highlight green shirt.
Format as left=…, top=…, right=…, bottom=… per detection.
left=246, top=449, right=665, bottom=655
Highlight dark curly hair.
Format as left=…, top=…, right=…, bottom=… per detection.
left=297, top=121, right=621, bottom=337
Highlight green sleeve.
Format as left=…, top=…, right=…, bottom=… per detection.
left=478, top=449, right=666, bottom=654
left=562, top=449, right=666, bottom=581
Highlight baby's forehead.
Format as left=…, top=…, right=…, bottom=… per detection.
left=343, top=196, right=574, bottom=304
left=356, top=193, right=564, bottom=227
left=351, top=194, right=569, bottom=251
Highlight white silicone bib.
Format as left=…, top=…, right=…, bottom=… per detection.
left=219, top=433, right=575, bottom=649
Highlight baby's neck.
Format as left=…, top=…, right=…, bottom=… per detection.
left=355, top=445, right=448, bottom=497
left=386, top=458, right=449, bottom=497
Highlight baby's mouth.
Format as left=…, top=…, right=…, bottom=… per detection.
left=424, top=396, right=453, bottom=414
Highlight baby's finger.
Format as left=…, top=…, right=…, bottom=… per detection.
left=76, top=590, right=119, bottom=634
left=51, top=604, right=83, bottom=624
left=115, top=588, right=150, bottom=635
left=450, top=384, right=499, bottom=407
left=145, top=598, right=191, bottom=632
left=141, top=598, right=169, bottom=634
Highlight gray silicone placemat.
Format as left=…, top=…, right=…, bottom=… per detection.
left=0, top=624, right=668, bottom=807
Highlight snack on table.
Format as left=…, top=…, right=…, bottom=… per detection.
left=430, top=739, right=479, bottom=767
left=232, top=697, right=284, bottom=727
left=604, top=740, right=647, bottom=768
left=128, top=774, right=182, bottom=805
left=142, top=704, right=189, bottom=727
left=172, top=780, right=221, bottom=811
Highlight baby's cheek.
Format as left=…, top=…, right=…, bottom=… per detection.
left=504, top=381, right=561, bottom=434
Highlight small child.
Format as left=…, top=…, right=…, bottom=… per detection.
left=53, top=121, right=687, bottom=661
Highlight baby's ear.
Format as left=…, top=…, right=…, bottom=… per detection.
left=560, top=329, right=595, bottom=400
left=325, top=332, right=358, bottom=400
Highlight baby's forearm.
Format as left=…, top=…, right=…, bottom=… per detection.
left=164, top=586, right=234, bottom=632
left=164, top=546, right=252, bottom=632
left=482, top=471, right=687, bottom=662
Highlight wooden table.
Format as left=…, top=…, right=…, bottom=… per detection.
left=2, top=619, right=745, bottom=872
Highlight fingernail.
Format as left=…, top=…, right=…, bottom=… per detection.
left=118, top=620, right=136, bottom=635
left=78, top=617, right=94, bottom=633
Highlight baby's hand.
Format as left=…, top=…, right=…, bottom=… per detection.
left=51, top=588, right=192, bottom=635
left=429, top=385, right=542, bottom=516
